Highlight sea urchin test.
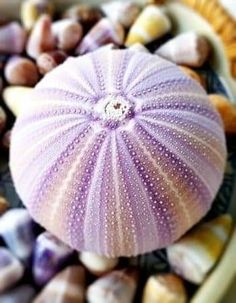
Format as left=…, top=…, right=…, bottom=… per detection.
left=10, top=49, right=226, bottom=257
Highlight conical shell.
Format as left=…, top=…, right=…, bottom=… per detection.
left=26, top=14, right=56, bottom=59
left=75, top=18, right=125, bottom=55
left=33, top=266, right=85, bottom=303
left=4, top=56, right=39, bottom=86
left=52, top=19, right=83, bottom=52
left=167, top=214, right=233, bottom=284
left=0, top=285, right=36, bottom=303
left=21, top=0, right=54, bottom=31
left=142, top=273, right=187, bottom=303
left=125, top=5, right=171, bottom=46
left=156, top=32, right=211, bottom=67
left=87, top=269, right=138, bottom=303
left=79, top=251, right=119, bottom=276
left=101, top=1, right=141, bottom=29
left=208, top=94, right=236, bottom=134
left=10, top=50, right=226, bottom=257
left=33, top=231, right=74, bottom=286
left=0, top=22, right=27, bottom=54
left=0, top=247, right=24, bottom=292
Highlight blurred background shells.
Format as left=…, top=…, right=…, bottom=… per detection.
left=0, top=106, right=6, bottom=134
left=0, top=285, right=35, bottom=303
left=36, top=50, right=67, bottom=75
left=0, top=22, right=27, bottom=54
left=125, top=5, right=171, bottom=46
left=167, top=214, right=233, bottom=284
left=101, top=1, right=141, bottom=29
left=142, top=273, right=187, bottom=303
left=21, top=0, right=54, bottom=31
left=0, top=195, right=9, bottom=214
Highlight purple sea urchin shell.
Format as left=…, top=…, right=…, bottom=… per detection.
left=10, top=49, right=226, bottom=257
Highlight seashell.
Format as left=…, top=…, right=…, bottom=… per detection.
left=167, top=214, right=233, bottom=284
left=0, top=196, right=9, bottom=215
left=0, top=247, right=24, bottom=293
left=79, top=251, right=119, bottom=276
left=87, top=269, right=138, bottom=303
left=0, top=208, right=36, bottom=262
left=2, top=130, right=11, bottom=149
left=75, top=18, right=125, bottom=55
left=0, top=22, right=27, bottom=55
left=10, top=49, right=226, bottom=257
left=179, top=66, right=206, bottom=88
left=125, top=5, right=171, bottom=47
left=26, top=14, right=56, bottom=59
left=0, top=285, right=36, bottom=303
left=208, top=94, right=236, bottom=134
left=52, top=19, right=83, bottom=52
left=156, top=32, right=211, bottom=67
left=3, top=86, right=33, bottom=117
left=63, top=4, right=102, bottom=33
left=36, top=50, right=68, bottom=75
left=129, top=43, right=150, bottom=53
left=101, top=1, right=141, bottom=29
left=0, top=106, right=7, bottom=134
left=33, top=231, right=74, bottom=286
left=142, top=273, right=187, bottom=303
left=33, top=266, right=85, bottom=303
left=4, top=56, right=39, bottom=86
left=21, top=0, right=54, bottom=31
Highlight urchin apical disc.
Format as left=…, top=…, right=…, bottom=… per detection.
left=10, top=49, right=226, bottom=257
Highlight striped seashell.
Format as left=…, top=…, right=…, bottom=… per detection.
left=0, top=285, right=36, bottom=303
left=167, top=214, right=233, bottom=284
left=142, top=273, right=187, bottom=303
left=87, top=269, right=138, bottom=303
left=79, top=251, right=119, bottom=276
left=125, top=5, right=171, bottom=47
left=26, top=14, right=56, bottom=59
left=101, top=1, right=141, bottom=29
left=156, top=32, right=211, bottom=68
left=0, top=247, right=24, bottom=293
left=0, top=22, right=27, bottom=54
left=33, top=266, right=85, bottom=303
left=75, top=18, right=125, bottom=55
left=10, top=49, right=226, bottom=257
left=33, top=231, right=74, bottom=286
left=0, top=209, right=36, bottom=262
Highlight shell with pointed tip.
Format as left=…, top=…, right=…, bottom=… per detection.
left=125, top=5, right=171, bottom=47
left=10, top=49, right=226, bottom=257
left=75, top=18, right=124, bottom=55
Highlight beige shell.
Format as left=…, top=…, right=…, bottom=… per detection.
left=125, top=5, right=171, bottom=46
left=142, top=273, right=187, bottom=303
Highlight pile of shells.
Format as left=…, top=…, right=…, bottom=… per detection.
left=0, top=0, right=235, bottom=302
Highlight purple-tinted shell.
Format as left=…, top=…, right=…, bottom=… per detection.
left=10, top=50, right=226, bottom=257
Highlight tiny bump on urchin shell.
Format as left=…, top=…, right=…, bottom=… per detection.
left=10, top=49, right=226, bottom=257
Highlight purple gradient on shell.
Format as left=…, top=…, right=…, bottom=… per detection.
left=10, top=49, right=226, bottom=257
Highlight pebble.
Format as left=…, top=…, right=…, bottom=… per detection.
left=87, top=269, right=138, bottom=303
left=36, top=50, right=67, bottom=75
left=33, top=231, right=74, bottom=286
left=142, top=273, right=187, bottom=303
left=26, top=14, right=56, bottom=59
left=0, top=285, right=36, bottom=303
left=0, top=208, right=36, bottom=262
left=21, top=0, right=54, bottom=31
left=52, top=19, right=83, bottom=52
left=125, top=5, right=171, bottom=46
left=156, top=32, right=211, bottom=67
left=79, top=251, right=119, bottom=276
left=0, top=247, right=24, bottom=293
left=4, top=56, right=39, bottom=86
left=167, top=214, right=233, bottom=284
left=75, top=18, right=125, bottom=55
left=33, top=266, right=85, bottom=303
left=0, top=22, right=27, bottom=54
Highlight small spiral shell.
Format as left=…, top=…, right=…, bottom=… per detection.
left=10, top=49, right=226, bottom=257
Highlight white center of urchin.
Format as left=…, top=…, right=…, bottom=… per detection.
left=95, top=96, right=132, bottom=121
